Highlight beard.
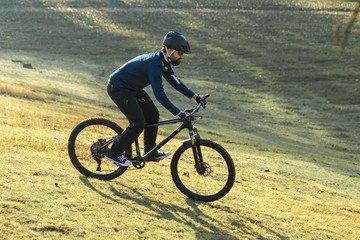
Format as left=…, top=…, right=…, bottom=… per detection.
left=170, top=58, right=182, bottom=66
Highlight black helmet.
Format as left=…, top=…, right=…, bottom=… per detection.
left=163, top=31, right=191, bottom=54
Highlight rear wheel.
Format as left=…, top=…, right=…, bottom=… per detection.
left=68, top=118, right=131, bottom=180
left=171, top=139, right=235, bottom=202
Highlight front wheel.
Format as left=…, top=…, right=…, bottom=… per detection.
left=171, top=139, right=235, bottom=202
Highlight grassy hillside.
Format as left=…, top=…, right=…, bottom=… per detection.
left=1, top=0, right=360, bottom=239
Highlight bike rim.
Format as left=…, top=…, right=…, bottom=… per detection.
left=73, top=123, right=124, bottom=176
left=176, top=144, right=231, bottom=198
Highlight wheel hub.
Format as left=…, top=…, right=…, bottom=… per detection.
left=198, top=162, right=212, bottom=176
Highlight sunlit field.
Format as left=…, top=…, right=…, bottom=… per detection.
left=1, top=0, right=360, bottom=239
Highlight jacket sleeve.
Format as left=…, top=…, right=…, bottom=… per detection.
left=149, top=67, right=181, bottom=115
left=163, top=68, right=195, bottom=99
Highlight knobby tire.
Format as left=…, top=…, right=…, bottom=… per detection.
left=68, top=118, right=129, bottom=180
left=171, top=139, right=235, bottom=202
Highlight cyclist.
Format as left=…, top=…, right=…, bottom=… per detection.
left=106, top=31, right=207, bottom=166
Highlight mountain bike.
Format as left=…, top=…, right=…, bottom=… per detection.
left=68, top=96, right=235, bottom=202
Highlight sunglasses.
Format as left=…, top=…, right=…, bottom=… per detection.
left=177, top=51, right=184, bottom=56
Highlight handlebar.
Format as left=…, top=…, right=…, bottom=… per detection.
left=184, top=94, right=210, bottom=118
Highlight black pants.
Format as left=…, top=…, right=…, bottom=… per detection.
left=107, top=82, right=159, bottom=158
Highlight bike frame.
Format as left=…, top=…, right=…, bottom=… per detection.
left=137, top=117, right=198, bottom=161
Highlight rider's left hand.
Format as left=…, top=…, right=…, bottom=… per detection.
left=196, top=95, right=207, bottom=105
left=179, top=112, right=191, bottom=119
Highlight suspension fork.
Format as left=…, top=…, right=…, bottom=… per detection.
left=189, top=127, right=203, bottom=172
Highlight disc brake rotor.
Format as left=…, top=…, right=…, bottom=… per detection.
left=198, top=162, right=212, bottom=176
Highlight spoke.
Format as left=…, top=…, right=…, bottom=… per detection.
left=177, top=145, right=229, bottom=196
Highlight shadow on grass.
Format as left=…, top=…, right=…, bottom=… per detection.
left=79, top=176, right=288, bottom=239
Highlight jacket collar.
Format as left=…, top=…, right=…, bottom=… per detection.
left=160, top=51, right=171, bottom=71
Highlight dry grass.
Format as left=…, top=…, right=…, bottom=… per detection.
left=0, top=76, right=49, bottom=102
left=1, top=0, right=360, bottom=239
left=1, top=86, right=359, bottom=239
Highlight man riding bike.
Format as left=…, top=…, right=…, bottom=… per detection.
left=106, top=31, right=207, bottom=166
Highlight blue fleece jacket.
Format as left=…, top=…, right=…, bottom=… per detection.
left=109, top=51, right=195, bottom=115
